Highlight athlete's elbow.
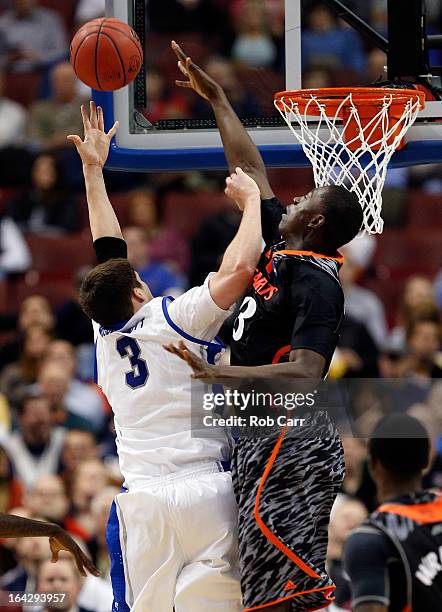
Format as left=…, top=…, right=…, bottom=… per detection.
left=232, top=262, right=255, bottom=286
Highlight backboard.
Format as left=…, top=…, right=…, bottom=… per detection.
left=94, top=0, right=442, bottom=172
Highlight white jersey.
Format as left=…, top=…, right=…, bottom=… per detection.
left=93, top=276, right=233, bottom=491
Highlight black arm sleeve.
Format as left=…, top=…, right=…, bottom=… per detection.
left=289, top=268, right=343, bottom=365
left=343, top=529, right=392, bottom=609
left=93, top=237, right=127, bottom=264
left=261, top=197, right=284, bottom=246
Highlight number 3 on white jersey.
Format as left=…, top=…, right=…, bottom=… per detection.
left=233, top=296, right=257, bottom=342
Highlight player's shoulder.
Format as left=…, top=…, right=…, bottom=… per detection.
left=344, top=521, right=393, bottom=565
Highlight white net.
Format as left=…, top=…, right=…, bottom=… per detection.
left=275, top=89, right=424, bottom=233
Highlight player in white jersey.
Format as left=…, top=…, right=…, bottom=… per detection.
left=67, top=102, right=263, bottom=612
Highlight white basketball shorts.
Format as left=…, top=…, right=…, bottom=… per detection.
left=106, top=461, right=242, bottom=611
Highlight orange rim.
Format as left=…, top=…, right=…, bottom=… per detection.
left=274, top=86, right=425, bottom=117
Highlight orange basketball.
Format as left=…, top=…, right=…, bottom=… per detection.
left=70, top=18, right=143, bottom=91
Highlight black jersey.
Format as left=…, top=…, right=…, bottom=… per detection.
left=230, top=198, right=344, bottom=373
left=344, top=491, right=442, bottom=612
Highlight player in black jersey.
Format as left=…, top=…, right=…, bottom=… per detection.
left=344, top=414, right=442, bottom=612
left=167, top=42, right=363, bottom=611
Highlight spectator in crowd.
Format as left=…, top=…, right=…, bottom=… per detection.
left=24, top=474, right=69, bottom=526
left=0, top=294, right=55, bottom=370
left=43, top=340, right=105, bottom=432
left=365, top=48, right=387, bottom=84
left=37, top=557, right=91, bottom=612
left=389, top=275, right=438, bottom=351
left=60, top=430, right=97, bottom=496
left=75, top=0, right=105, bottom=27
left=0, top=68, right=27, bottom=147
left=301, top=3, right=366, bottom=73
left=123, top=226, right=186, bottom=297
left=6, top=153, right=80, bottom=234
left=70, top=460, right=108, bottom=538
left=327, top=496, right=368, bottom=608
left=224, top=0, right=282, bottom=69
left=340, top=249, right=388, bottom=350
left=89, top=486, right=118, bottom=576
left=403, top=311, right=442, bottom=381
left=144, top=67, right=190, bottom=123
left=0, top=447, right=22, bottom=512
left=24, top=474, right=91, bottom=549
left=331, top=315, right=379, bottom=378
left=192, top=56, right=262, bottom=119
left=0, top=325, right=51, bottom=406
left=341, top=437, right=377, bottom=512
left=302, top=67, right=333, bottom=89
left=0, top=214, right=31, bottom=278
left=1, top=393, right=65, bottom=489
left=1, top=525, right=51, bottom=592
left=127, top=189, right=190, bottom=273
left=38, top=553, right=113, bottom=612
left=27, top=62, right=85, bottom=151
left=0, top=0, right=67, bottom=72
left=36, top=362, right=95, bottom=432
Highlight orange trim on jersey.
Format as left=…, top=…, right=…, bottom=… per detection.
left=273, top=249, right=344, bottom=264
left=243, top=585, right=335, bottom=611
left=272, top=345, right=291, bottom=364
left=253, top=427, right=320, bottom=579
left=377, top=495, right=442, bottom=524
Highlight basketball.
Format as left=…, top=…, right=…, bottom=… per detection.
left=70, top=18, right=143, bottom=91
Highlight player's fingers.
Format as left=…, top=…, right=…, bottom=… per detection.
left=98, top=106, right=105, bottom=131
left=171, top=40, right=187, bottom=62
left=107, top=121, right=119, bottom=139
left=75, top=557, right=86, bottom=577
left=163, top=344, right=185, bottom=360
left=90, top=100, right=98, bottom=129
left=66, top=135, right=82, bottom=147
left=83, top=556, right=101, bottom=577
left=178, top=60, right=188, bottom=77
left=81, top=105, right=91, bottom=132
left=175, top=80, right=192, bottom=88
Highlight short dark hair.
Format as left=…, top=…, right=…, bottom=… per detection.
left=405, top=308, right=441, bottom=342
left=79, top=259, right=139, bottom=327
left=369, top=414, right=430, bottom=479
left=16, top=391, right=49, bottom=416
left=319, top=186, right=363, bottom=249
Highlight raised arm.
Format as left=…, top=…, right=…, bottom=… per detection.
left=208, top=168, right=262, bottom=310
left=172, top=41, right=274, bottom=200
left=67, top=102, right=121, bottom=241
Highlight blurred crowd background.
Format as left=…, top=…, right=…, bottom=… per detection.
left=0, top=0, right=441, bottom=610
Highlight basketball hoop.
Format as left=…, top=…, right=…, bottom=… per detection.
left=274, top=87, right=425, bottom=234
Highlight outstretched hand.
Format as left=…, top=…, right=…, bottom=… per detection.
left=164, top=340, right=218, bottom=382
left=49, top=527, right=100, bottom=577
left=67, top=101, right=119, bottom=168
left=171, top=40, right=222, bottom=102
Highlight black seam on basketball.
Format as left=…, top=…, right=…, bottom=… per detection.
left=100, top=31, right=127, bottom=87
left=97, top=25, right=143, bottom=54
left=95, top=17, right=108, bottom=90
left=73, top=32, right=99, bottom=73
